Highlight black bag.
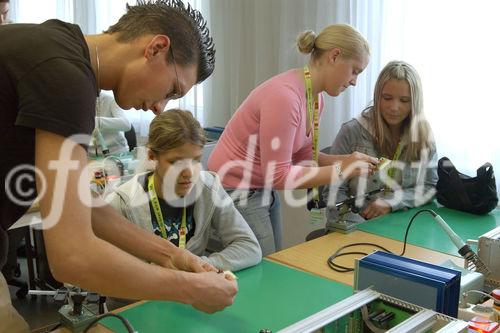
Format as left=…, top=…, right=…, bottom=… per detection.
left=436, top=157, right=498, bottom=215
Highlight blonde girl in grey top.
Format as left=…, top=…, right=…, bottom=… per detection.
left=324, top=61, right=438, bottom=225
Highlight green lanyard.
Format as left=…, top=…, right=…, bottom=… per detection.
left=304, top=66, right=320, bottom=206
left=147, top=174, right=187, bottom=249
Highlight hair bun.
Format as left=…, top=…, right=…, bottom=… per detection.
left=297, top=30, right=316, bottom=54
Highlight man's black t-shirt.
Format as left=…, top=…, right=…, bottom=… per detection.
left=0, top=20, right=97, bottom=266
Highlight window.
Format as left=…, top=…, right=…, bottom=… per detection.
left=380, top=0, right=500, bottom=191
left=14, top=0, right=73, bottom=23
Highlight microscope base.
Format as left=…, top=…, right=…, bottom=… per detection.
left=327, top=221, right=361, bottom=234
left=59, top=304, right=97, bottom=333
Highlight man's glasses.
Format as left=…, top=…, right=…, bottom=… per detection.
left=166, top=46, right=182, bottom=100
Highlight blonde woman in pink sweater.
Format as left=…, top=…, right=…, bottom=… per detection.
left=208, top=24, right=378, bottom=255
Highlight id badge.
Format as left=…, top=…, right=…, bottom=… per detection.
left=309, top=208, right=324, bottom=226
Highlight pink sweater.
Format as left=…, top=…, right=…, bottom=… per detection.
left=208, top=69, right=324, bottom=189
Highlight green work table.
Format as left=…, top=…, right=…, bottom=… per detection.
left=101, top=260, right=352, bottom=333
left=357, top=202, right=500, bottom=256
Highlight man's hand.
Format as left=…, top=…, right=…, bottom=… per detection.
left=162, top=247, right=218, bottom=273
left=190, top=272, right=238, bottom=313
left=361, top=198, right=392, bottom=220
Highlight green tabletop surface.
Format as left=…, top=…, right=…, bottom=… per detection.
left=101, top=260, right=353, bottom=333
left=357, top=202, right=500, bottom=256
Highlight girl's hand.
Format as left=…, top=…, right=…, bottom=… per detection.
left=339, top=152, right=378, bottom=179
left=361, top=198, right=392, bottom=220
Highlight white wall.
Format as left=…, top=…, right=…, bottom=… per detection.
left=278, top=190, right=326, bottom=249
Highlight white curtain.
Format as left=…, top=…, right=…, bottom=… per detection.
left=11, top=0, right=73, bottom=23
left=204, top=0, right=384, bottom=149
left=380, top=0, right=500, bottom=195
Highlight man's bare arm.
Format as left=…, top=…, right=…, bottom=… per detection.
left=91, top=198, right=215, bottom=272
left=35, top=129, right=236, bottom=310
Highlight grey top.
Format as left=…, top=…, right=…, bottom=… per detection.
left=323, top=116, right=438, bottom=224
left=106, top=171, right=262, bottom=271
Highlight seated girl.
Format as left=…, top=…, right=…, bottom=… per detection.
left=324, top=61, right=438, bottom=226
left=106, top=109, right=261, bottom=271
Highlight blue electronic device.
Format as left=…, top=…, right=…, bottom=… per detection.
left=354, top=251, right=461, bottom=317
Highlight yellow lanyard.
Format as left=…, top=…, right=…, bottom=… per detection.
left=304, top=66, right=320, bottom=206
left=385, top=142, right=403, bottom=192
left=147, top=174, right=187, bottom=249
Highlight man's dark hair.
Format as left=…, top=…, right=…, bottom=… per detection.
left=105, top=0, right=215, bottom=83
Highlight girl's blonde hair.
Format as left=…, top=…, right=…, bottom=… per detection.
left=147, top=109, right=206, bottom=154
left=364, top=61, right=435, bottom=161
left=296, top=24, right=370, bottom=61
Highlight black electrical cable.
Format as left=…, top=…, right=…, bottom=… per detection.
left=83, top=313, right=135, bottom=333
left=327, top=242, right=393, bottom=272
left=399, top=209, right=437, bottom=256
left=326, top=209, right=438, bottom=272
left=327, top=251, right=370, bottom=272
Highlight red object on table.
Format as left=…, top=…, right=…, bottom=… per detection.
left=467, top=315, right=499, bottom=333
